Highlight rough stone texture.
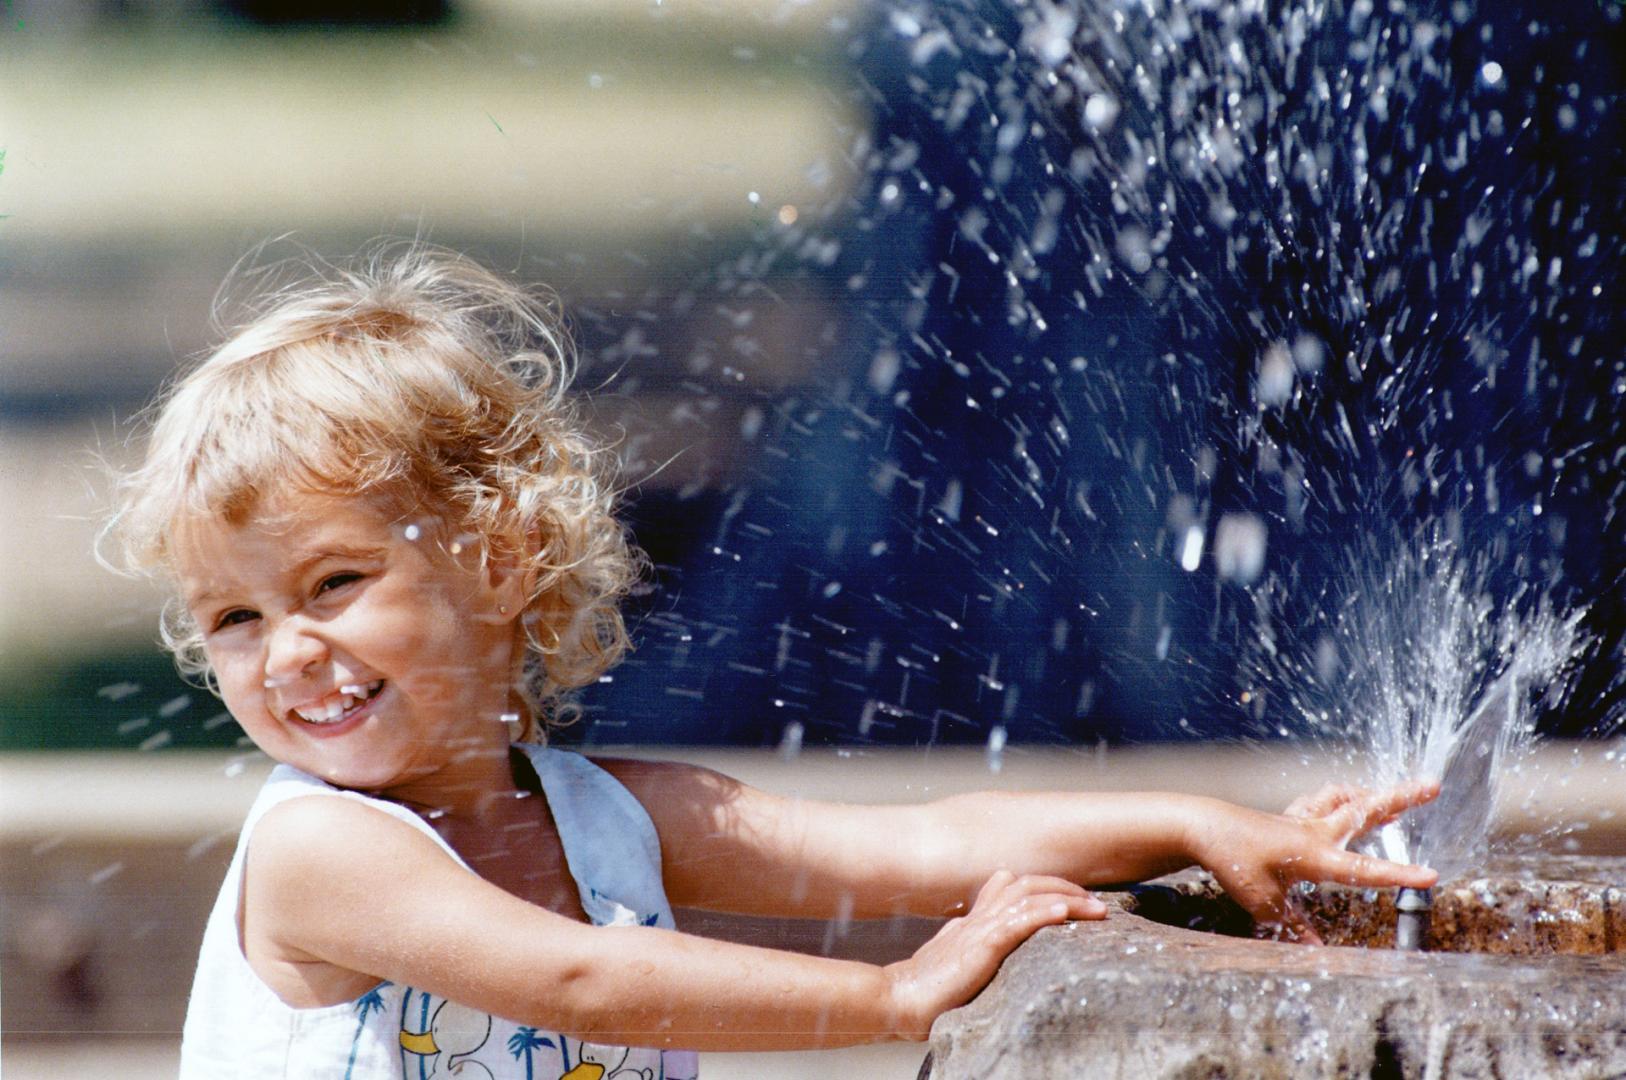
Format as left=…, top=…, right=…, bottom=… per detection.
left=923, top=856, right=1626, bottom=1079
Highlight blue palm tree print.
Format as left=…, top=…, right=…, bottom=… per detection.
left=343, top=983, right=392, bottom=1080
left=506, top=1026, right=555, bottom=1080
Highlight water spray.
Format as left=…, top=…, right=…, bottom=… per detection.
left=1376, top=668, right=1535, bottom=952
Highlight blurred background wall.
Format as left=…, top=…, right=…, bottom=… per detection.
left=3, top=0, right=1621, bottom=756
left=2, top=0, right=869, bottom=753
left=2, top=0, right=1622, bottom=1073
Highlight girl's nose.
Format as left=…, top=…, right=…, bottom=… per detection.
left=263, top=616, right=328, bottom=685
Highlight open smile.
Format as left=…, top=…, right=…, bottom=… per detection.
left=287, top=680, right=385, bottom=736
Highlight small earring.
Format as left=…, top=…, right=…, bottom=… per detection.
left=499, top=605, right=509, bottom=615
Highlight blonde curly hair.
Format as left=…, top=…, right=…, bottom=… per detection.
left=104, top=243, right=641, bottom=740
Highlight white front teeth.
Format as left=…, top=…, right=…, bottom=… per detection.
left=294, top=681, right=382, bottom=724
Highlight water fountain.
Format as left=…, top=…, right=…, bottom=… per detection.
left=919, top=566, right=1624, bottom=1075
left=1243, top=532, right=1602, bottom=953
left=920, top=853, right=1626, bottom=1078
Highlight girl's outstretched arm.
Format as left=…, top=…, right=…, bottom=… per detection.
left=599, top=759, right=1437, bottom=937
left=244, top=795, right=1102, bottom=1050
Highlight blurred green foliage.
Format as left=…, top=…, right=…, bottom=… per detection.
left=0, top=652, right=241, bottom=751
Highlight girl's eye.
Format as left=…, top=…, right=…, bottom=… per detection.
left=317, top=572, right=363, bottom=595
left=214, top=609, right=257, bottom=631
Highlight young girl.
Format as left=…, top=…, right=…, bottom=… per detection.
left=107, top=246, right=1437, bottom=1078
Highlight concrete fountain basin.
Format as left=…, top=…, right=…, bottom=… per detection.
left=923, top=855, right=1626, bottom=1079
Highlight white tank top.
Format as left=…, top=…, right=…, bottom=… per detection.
left=180, top=744, right=700, bottom=1079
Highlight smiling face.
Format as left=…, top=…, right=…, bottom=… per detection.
left=174, top=489, right=527, bottom=804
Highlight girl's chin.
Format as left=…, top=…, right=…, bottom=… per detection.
left=309, top=762, right=408, bottom=794
left=301, top=751, right=438, bottom=796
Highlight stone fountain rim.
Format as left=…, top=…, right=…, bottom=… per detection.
left=1086, top=897, right=1626, bottom=979
left=1112, top=857, right=1625, bottom=966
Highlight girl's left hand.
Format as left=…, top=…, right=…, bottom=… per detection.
left=883, top=870, right=1108, bottom=1040
left=1185, top=779, right=1440, bottom=944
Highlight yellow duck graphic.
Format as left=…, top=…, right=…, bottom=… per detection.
left=398, top=991, right=492, bottom=1076
left=558, top=1065, right=605, bottom=1080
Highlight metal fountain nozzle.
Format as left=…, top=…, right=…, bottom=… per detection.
left=1395, top=886, right=1432, bottom=951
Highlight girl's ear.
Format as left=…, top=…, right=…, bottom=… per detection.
left=476, top=531, right=531, bottom=625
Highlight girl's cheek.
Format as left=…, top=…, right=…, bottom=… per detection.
left=213, top=656, right=257, bottom=706
left=216, top=674, right=249, bottom=711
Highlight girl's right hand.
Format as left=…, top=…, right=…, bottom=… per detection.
left=1186, top=780, right=1439, bottom=943
left=882, top=870, right=1107, bottom=1040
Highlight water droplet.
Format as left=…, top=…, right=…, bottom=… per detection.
left=1214, top=514, right=1268, bottom=584
left=97, top=681, right=142, bottom=701
left=986, top=724, right=1007, bottom=773
left=1292, top=334, right=1326, bottom=374
left=1083, top=93, right=1120, bottom=131
left=868, top=349, right=901, bottom=394
left=1179, top=525, right=1205, bottom=572
left=89, top=862, right=125, bottom=886
left=1256, top=342, right=1296, bottom=406
left=777, top=721, right=804, bottom=760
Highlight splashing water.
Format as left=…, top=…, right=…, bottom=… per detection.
left=1366, top=597, right=1588, bottom=882
left=582, top=0, right=1622, bottom=760
left=1244, top=532, right=1591, bottom=881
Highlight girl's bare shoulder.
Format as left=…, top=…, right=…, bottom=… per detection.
left=240, top=795, right=455, bottom=1006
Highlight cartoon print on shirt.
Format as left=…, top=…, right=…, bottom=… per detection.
left=506, top=1026, right=556, bottom=1080
left=399, top=989, right=493, bottom=1077
left=573, top=1043, right=658, bottom=1080
left=342, top=886, right=693, bottom=1078
left=344, top=983, right=393, bottom=1080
